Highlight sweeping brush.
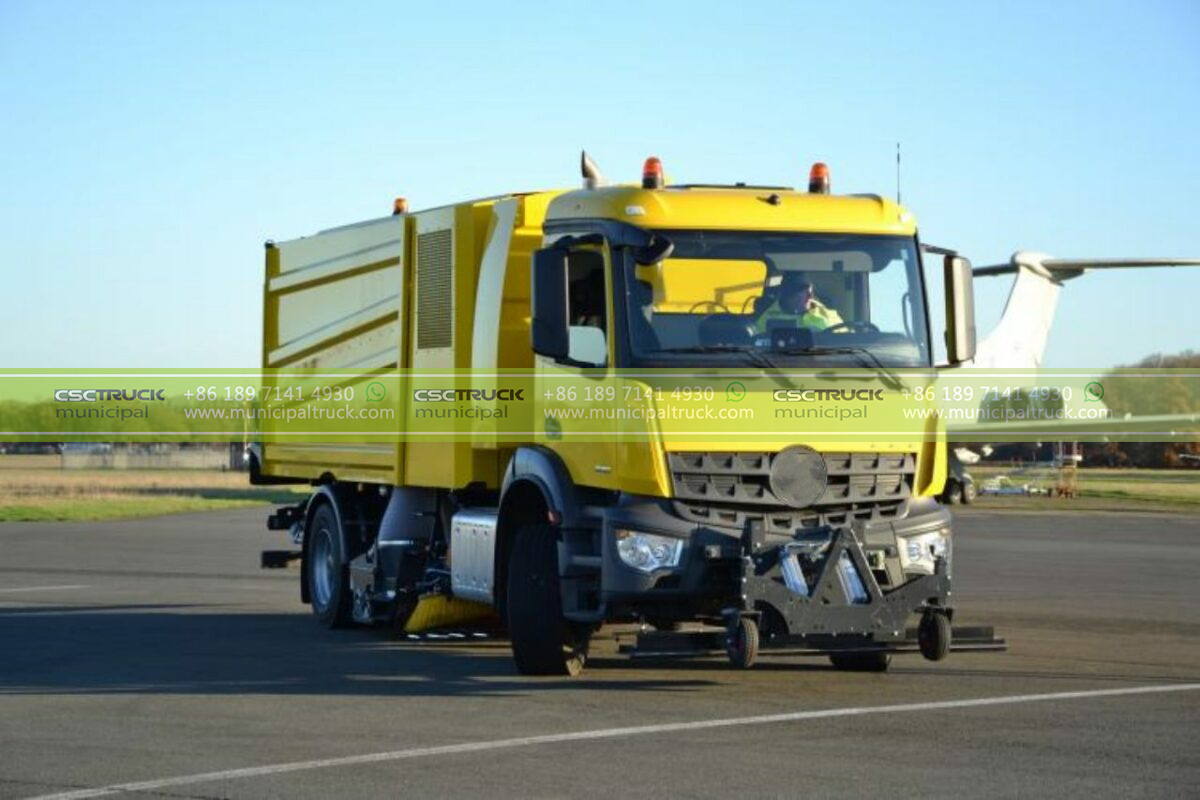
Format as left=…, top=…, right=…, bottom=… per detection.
left=402, top=592, right=494, bottom=633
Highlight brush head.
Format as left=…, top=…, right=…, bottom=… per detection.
left=402, top=594, right=494, bottom=633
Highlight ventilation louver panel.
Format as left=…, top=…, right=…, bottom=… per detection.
left=416, top=229, right=453, bottom=349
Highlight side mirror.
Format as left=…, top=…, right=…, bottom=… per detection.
left=944, top=255, right=976, bottom=365
left=634, top=234, right=674, bottom=266
left=531, top=248, right=569, bottom=360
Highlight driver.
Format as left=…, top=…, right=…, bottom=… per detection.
left=755, top=274, right=843, bottom=332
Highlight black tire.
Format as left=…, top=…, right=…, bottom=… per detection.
left=726, top=617, right=759, bottom=669
left=829, top=652, right=892, bottom=672
left=962, top=480, right=977, bottom=505
left=507, top=523, right=590, bottom=676
left=918, top=612, right=951, bottom=662
left=307, top=502, right=353, bottom=628
left=944, top=480, right=963, bottom=505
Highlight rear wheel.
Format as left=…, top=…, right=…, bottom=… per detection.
left=307, top=503, right=353, bottom=628
left=962, top=480, right=977, bottom=504
left=507, top=523, right=590, bottom=676
left=829, top=652, right=892, bottom=672
left=944, top=480, right=963, bottom=505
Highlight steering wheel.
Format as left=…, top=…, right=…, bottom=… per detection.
left=690, top=301, right=756, bottom=347
left=822, top=320, right=880, bottom=334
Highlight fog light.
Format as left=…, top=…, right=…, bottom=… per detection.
left=615, top=529, right=683, bottom=574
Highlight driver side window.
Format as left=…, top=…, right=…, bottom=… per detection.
left=567, top=251, right=606, bottom=332
left=566, top=250, right=608, bottom=366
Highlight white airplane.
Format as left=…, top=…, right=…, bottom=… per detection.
left=949, top=252, right=1200, bottom=436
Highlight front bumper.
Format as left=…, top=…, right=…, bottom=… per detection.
left=597, top=495, right=953, bottom=634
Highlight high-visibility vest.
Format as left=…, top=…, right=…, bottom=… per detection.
left=754, top=298, right=843, bottom=333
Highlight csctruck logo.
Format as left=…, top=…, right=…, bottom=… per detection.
left=773, top=389, right=885, bottom=402
left=54, top=389, right=166, bottom=402
left=412, top=388, right=525, bottom=402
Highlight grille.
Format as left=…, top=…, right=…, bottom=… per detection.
left=416, top=229, right=453, bottom=349
left=672, top=498, right=907, bottom=535
left=668, top=451, right=916, bottom=510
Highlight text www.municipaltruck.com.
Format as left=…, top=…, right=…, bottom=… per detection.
left=900, top=406, right=1114, bottom=421
left=179, top=405, right=396, bottom=422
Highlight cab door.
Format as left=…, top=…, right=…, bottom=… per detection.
left=536, top=243, right=618, bottom=490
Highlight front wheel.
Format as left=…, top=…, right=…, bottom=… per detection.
left=507, top=523, right=590, bottom=676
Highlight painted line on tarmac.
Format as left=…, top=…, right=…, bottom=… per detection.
left=0, top=585, right=88, bottom=594
left=25, top=683, right=1200, bottom=800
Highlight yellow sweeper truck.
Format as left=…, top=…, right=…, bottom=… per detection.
left=254, top=153, right=1003, bottom=675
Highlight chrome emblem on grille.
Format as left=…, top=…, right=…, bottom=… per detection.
left=769, top=446, right=828, bottom=508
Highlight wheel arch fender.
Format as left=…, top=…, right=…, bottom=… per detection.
left=500, top=446, right=581, bottom=527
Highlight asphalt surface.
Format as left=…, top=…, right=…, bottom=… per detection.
left=1, top=507, right=1197, bottom=799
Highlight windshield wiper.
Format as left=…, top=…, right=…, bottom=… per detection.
left=770, top=345, right=905, bottom=390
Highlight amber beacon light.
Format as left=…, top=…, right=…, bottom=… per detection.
left=642, top=156, right=664, bottom=189
left=808, top=162, right=830, bottom=194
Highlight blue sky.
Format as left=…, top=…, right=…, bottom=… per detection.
left=1, top=0, right=1197, bottom=368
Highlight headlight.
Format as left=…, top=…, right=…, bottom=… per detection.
left=898, top=530, right=950, bottom=574
left=615, top=529, right=684, bottom=574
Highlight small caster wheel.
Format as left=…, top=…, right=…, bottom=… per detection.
left=918, top=611, right=951, bottom=662
left=726, top=617, right=759, bottom=669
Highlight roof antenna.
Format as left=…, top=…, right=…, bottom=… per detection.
left=895, top=142, right=902, bottom=204
left=581, top=150, right=606, bottom=189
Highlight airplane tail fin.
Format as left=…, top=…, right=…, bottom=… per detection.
left=968, top=252, right=1200, bottom=369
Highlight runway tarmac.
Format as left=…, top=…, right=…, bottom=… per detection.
left=1, top=507, right=1197, bottom=799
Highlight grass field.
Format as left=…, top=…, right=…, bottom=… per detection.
left=0, top=461, right=305, bottom=522
left=1, top=457, right=1195, bottom=522
left=968, top=464, right=1200, bottom=510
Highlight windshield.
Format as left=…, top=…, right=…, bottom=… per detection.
left=623, top=230, right=931, bottom=367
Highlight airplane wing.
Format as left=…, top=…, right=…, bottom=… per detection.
left=973, top=256, right=1200, bottom=279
